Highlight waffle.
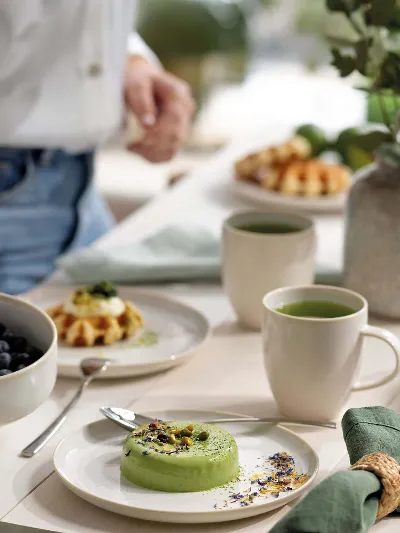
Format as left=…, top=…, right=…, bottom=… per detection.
left=258, top=159, right=351, bottom=196
left=47, top=301, right=144, bottom=347
left=235, top=136, right=350, bottom=197
left=235, top=136, right=311, bottom=181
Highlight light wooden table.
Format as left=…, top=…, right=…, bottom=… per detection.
left=2, top=80, right=399, bottom=533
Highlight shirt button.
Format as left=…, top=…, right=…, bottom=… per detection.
left=88, top=63, right=102, bottom=77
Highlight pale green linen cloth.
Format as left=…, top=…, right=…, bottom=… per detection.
left=58, top=224, right=341, bottom=285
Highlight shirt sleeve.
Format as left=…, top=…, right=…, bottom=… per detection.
left=127, top=32, right=161, bottom=66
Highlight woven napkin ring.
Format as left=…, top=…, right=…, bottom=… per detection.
left=350, top=452, right=400, bottom=520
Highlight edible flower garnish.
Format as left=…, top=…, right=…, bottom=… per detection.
left=214, top=452, right=310, bottom=510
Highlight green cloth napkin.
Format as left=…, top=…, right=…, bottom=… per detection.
left=59, top=224, right=341, bottom=285
left=270, top=406, right=400, bottom=533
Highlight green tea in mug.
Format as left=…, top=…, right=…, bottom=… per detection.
left=276, top=300, right=356, bottom=318
left=237, top=222, right=301, bottom=234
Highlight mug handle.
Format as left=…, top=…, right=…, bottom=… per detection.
left=352, top=325, right=400, bottom=391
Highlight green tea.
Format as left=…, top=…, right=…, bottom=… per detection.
left=237, top=222, right=301, bottom=234
left=276, top=300, right=356, bottom=319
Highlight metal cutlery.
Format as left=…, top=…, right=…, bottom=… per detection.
left=21, top=358, right=111, bottom=457
left=100, top=406, right=337, bottom=431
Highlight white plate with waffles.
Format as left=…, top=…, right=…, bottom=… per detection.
left=233, top=180, right=347, bottom=213
left=53, top=409, right=319, bottom=524
left=232, top=137, right=349, bottom=213
left=23, top=285, right=210, bottom=378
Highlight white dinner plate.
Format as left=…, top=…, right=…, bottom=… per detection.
left=24, top=286, right=210, bottom=379
left=233, top=180, right=347, bottom=213
left=54, top=409, right=319, bottom=524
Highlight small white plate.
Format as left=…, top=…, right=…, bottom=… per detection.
left=54, top=410, right=319, bottom=524
left=233, top=180, right=347, bottom=213
left=24, top=286, right=210, bottom=379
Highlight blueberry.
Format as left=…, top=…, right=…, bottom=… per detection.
left=0, top=323, right=6, bottom=337
left=26, top=345, right=43, bottom=362
left=16, top=364, right=26, bottom=372
left=9, top=336, right=28, bottom=353
left=10, top=352, right=31, bottom=371
left=0, top=340, right=10, bottom=353
left=2, top=328, right=15, bottom=339
left=0, top=352, right=11, bottom=370
left=0, top=369, right=11, bottom=376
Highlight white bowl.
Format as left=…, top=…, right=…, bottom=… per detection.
left=0, top=293, right=58, bottom=424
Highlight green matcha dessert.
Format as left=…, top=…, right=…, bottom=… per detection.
left=121, top=420, right=239, bottom=492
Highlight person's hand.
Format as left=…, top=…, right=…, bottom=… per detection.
left=124, top=55, right=195, bottom=163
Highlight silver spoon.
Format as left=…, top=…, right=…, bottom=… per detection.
left=21, top=358, right=111, bottom=458
left=100, top=406, right=337, bottom=430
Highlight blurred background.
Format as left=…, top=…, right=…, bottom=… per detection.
left=99, top=0, right=364, bottom=221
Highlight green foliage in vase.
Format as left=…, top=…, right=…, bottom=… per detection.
left=326, top=0, right=400, bottom=166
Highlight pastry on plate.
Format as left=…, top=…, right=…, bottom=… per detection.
left=47, top=282, right=144, bottom=347
left=235, top=136, right=311, bottom=181
left=259, top=158, right=351, bottom=197
left=234, top=136, right=351, bottom=197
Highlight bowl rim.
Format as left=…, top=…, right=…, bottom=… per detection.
left=0, top=292, right=57, bottom=381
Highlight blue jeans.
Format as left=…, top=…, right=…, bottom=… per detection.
left=0, top=149, right=114, bottom=294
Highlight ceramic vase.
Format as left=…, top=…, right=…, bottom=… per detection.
left=343, top=160, right=400, bottom=318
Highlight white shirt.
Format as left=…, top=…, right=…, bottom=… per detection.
left=0, top=0, right=157, bottom=151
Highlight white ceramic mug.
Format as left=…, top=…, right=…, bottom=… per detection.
left=223, top=211, right=316, bottom=329
left=262, top=285, right=400, bottom=420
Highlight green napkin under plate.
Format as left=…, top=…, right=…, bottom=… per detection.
left=270, top=406, right=400, bottom=533
left=58, top=224, right=341, bottom=285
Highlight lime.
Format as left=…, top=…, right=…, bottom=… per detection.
left=334, top=127, right=362, bottom=165
left=346, top=146, right=374, bottom=172
left=294, top=124, right=329, bottom=157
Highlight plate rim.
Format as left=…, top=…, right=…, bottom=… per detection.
left=233, top=179, right=347, bottom=213
left=53, top=409, right=319, bottom=522
left=22, top=285, right=211, bottom=379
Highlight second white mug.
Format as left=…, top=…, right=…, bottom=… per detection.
left=222, top=211, right=316, bottom=329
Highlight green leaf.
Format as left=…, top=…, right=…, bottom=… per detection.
left=366, top=31, right=388, bottom=78
left=387, top=7, right=400, bottom=29
left=386, top=31, right=400, bottom=55
left=376, top=141, right=400, bottom=167
left=351, top=130, right=394, bottom=151
left=355, top=39, right=369, bottom=74
left=331, top=48, right=357, bottom=76
left=370, top=0, right=396, bottom=26
left=326, top=0, right=346, bottom=12
left=326, top=0, right=357, bottom=13
left=368, top=93, right=399, bottom=124
left=325, top=34, right=359, bottom=47
left=376, top=52, right=400, bottom=90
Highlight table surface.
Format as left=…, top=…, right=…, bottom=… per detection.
left=2, top=71, right=399, bottom=533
